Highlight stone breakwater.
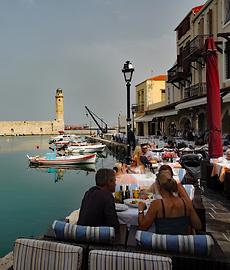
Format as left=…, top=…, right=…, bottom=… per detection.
left=0, top=252, right=13, bottom=270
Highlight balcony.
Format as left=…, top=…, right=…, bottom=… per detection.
left=136, top=103, right=145, bottom=113
left=183, top=35, right=210, bottom=62
left=168, top=64, right=186, bottom=83
left=184, top=83, right=207, bottom=99
left=167, top=54, right=190, bottom=83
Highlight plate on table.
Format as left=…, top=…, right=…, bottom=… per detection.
left=123, top=198, right=145, bottom=208
left=115, top=203, right=128, bottom=212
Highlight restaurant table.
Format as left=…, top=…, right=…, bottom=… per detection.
left=116, top=173, right=156, bottom=188
left=116, top=167, right=186, bottom=189
left=211, top=161, right=230, bottom=182
left=117, top=184, right=195, bottom=227
left=117, top=205, right=140, bottom=227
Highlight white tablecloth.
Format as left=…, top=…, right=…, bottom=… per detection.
left=117, top=206, right=140, bottom=226
left=116, top=168, right=186, bottom=189
left=116, top=173, right=156, bottom=188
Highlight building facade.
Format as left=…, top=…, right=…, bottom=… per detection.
left=135, top=75, right=167, bottom=136
left=0, top=88, right=64, bottom=135
left=135, top=1, right=230, bottom=138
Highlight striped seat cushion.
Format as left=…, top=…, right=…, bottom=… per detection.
left=13, top=238, right=83, bottom=270
left=52, top=220, right=115, bottom=243
left=136, top=231, right=214, bottom=256
left=88, top=250, right=172, bottom=270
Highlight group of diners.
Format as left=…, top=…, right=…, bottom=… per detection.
left=77, top=164, right=202, bottom=235
left=113, top=142, right=175, bottom=176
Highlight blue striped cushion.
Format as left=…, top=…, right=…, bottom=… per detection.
left=13, top=238, right=83, bottom=270
left=52, top=220, right=115, bottom=243
left=136, top=231, right=214, bottom=256
left=88, top=250, right=172, bottom=270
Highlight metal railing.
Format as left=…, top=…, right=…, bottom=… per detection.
left=184, top=82, right=207, bottom=98
left=167, top=64, right=184, bottom=83
left=183, top=35, right=210, bottom=62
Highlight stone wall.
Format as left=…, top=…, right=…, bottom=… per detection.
left=0, top=120, right=64, bottom=136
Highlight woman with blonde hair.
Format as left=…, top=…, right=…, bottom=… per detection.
left=138, top=172, right=201, bottom=234
left=127, top=145, right=145, bottom=174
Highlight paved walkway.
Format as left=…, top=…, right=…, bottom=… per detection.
left=202, top=186, right=230, bottom=257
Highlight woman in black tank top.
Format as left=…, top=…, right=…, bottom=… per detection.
left=138, top=173, right=202, bottom=234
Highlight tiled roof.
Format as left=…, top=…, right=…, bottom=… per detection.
left=192, top=5, right=204, bottom=15
left=148, top=75, right=167, bottom=81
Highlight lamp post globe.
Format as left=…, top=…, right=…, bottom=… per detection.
left=122, top=61, right=134, bottom=163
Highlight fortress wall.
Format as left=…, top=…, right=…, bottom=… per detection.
left=0, top=120, right=64, bottom=135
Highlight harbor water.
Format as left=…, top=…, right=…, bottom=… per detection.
left=0, top=135, right=116, bottom=257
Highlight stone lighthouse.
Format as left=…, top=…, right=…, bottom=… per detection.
left=55, top=88, right=64, bottom=122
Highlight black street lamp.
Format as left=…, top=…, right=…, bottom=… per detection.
left=122, top=60, right=134, bottom=163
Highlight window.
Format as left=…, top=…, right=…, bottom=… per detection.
left=225, top=41, right=230, bottom=79
left=224, top=0, right=230, bottom=24
left=207, top=9, right=213, bottom=35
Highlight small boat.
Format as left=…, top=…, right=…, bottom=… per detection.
left=66, top=144, right=106, bottom=153
left=49, top=134, right=83, bottom=144
left=27, top=152, right=97, bottom=165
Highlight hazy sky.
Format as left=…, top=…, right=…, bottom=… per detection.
left=0, top=0, right=205, bottom=126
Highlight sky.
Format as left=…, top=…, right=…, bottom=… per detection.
left=0, top=0, right=205, bottom=126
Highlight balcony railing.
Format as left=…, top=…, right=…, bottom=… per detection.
left=184, top=83, right=207, bottom=98
left=136, top=103, right=145, bottom=113
left=183, top=35, right=210, bottom=62
left=167, top=54, right=191, bottom=83
left=168, top=64, right=185, bottom=83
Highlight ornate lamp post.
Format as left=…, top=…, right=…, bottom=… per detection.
left=122, top=61, right=134, bottom=163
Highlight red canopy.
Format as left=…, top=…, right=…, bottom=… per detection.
left=205, top=36, right=223, bottom=158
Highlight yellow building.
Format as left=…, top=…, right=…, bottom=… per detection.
left=0, top=88, right=64, bottom=136
left=135, top=75, right=167, bottom=136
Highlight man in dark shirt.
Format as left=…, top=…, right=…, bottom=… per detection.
left=77, top=168, right=119, bottom=231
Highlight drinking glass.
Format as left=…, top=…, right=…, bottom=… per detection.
left=132, top=189, right=140, bottom=199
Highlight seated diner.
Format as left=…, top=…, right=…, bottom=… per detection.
left=142, top=164, right=190, bottom=201
left=217, top=148, right=230, bottom=164
left=128, top=145, right=145, bottom=173
left=138, top=172, right=202, bottom=234
left=77, top=168, right=120, bottom=232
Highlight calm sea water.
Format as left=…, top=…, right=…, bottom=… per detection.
left=0, top=136, right=117, bottom=257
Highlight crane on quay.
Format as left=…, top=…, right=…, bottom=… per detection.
left=85, top=106, right=108, bottom=134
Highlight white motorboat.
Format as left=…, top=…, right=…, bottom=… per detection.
left=49, top=134, right=85, bottom=144
left=27, top=152, right=97, bottom=165
left=66, top=144, right=106, bottom=153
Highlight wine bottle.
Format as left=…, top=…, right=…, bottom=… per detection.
left=119, top=185, right=124, bottom=203
left=125, top=185, right=130, bottom=199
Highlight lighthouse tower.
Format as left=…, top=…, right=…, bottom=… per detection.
left=55, top=88, right=64, bottom=121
